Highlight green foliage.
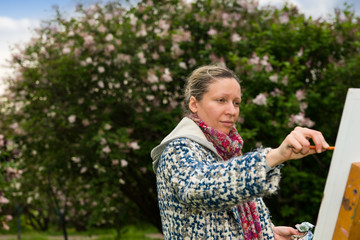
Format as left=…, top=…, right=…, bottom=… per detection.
left=0, top=139, right=21, bottom=231
left=1, top=0, right=360, bottom=233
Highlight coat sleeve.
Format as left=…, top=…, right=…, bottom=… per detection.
left=157, top=137, right=281, bottom=211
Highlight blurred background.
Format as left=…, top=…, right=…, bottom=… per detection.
left=0, top=0, right=360, bottom=239
left=2, top=0, right=360, bottom=92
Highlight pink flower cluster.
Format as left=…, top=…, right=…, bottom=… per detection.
left=288, top=112, right=315, bottom=128
left=248, top=53, right=273, bottom=72
left=288, top=89, right=315, bottom=127
left=252, top=93, right=267, bottom=106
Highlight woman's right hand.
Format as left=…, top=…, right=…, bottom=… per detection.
left=273, top=226, right=303, bottom=240
left=266, top=126, right=329, bottom=168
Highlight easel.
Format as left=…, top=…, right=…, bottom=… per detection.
left=313, top=89, right=360, bottom=240
left=332, top=162, right=360, bottom=239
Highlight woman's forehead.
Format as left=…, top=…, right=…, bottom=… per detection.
left=207, top=78, right=241, bottom=95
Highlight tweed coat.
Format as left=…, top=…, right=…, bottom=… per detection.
left=151, top=117, right=281, bottom=239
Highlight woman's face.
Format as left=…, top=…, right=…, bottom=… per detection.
left=189, top=77, right=241, bottom=134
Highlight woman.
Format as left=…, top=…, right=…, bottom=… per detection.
left=151, top=65, right=329, bottom=239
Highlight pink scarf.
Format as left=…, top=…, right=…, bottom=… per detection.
left=190, top=114, right=263, bottom=240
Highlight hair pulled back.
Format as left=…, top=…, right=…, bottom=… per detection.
left=182, top=65, right=240, bottom=116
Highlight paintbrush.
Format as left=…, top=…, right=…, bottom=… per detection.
left=310, top=146, right=335, bottom=150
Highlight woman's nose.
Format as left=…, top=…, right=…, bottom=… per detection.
left=226, top=103, right=237, bottom=115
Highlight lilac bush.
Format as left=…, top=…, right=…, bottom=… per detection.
left=0, top=136, right=20, bottom=231
left=1, top=0, right=360, bottom=233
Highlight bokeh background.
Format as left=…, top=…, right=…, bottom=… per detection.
left=1, top=0, right=360, bottom=239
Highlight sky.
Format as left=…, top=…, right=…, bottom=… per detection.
left=0, top=0, right=359, bottom=94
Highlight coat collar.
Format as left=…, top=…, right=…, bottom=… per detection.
left=150, top=117, right=221, bottom=173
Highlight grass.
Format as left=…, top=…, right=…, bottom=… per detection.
left=0, top=224, right=163, bottom=240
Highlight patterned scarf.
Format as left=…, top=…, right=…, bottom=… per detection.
left=189, top=114, right=263, bottom=240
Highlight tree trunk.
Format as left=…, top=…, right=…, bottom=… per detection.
left=16, top=205, right=22, bottom=240
left=59, top=211, right=68, bottom=240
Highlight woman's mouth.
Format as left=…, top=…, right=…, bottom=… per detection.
left=221, top=121, right=234, bottom=127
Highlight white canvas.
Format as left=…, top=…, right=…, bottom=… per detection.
left=314, top=88, right=360, bottom=240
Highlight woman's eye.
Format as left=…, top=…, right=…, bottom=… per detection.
left=217, top=99, right=225, bottom=103
left=234, top=102, right=240, bottom=106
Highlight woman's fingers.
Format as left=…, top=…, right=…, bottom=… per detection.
left=267, top=127, right=330, bottom=166
left=312, top=132, right=330, bottom=152
left=291, top=127, right=329, bottom=153
left=290, top=129, right=311, bottom=154
left=281, top=127, right=329, bottom=160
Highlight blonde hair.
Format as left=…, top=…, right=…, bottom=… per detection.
left=182, top=65, right=240, bottom=115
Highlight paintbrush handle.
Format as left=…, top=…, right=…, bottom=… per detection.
left=310, top=146, right=335, bottom=150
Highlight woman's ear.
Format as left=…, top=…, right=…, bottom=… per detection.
left=189, top=96, right=198, bottom=113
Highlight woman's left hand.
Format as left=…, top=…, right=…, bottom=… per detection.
left=273, top=226, right=302, bottom=240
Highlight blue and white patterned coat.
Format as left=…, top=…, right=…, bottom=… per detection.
left=151, top=117, right=281, bottom=239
